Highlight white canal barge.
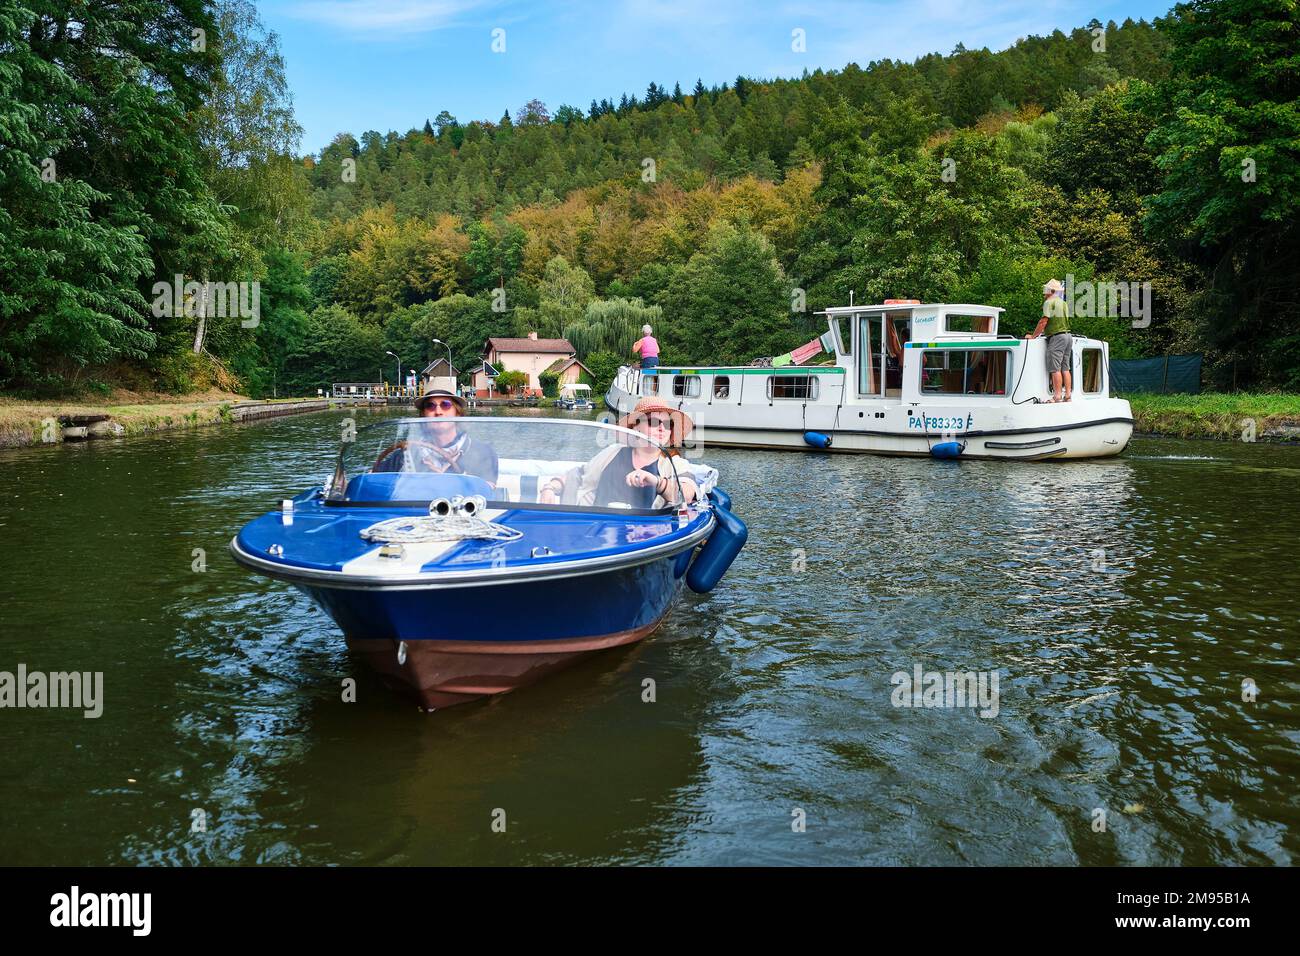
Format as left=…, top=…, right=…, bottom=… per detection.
left=605, top=301, right=1133, bottom=460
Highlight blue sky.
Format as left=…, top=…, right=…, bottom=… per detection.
left=259, top=0, right=1176, bottom=155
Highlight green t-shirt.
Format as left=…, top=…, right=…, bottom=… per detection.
left=1043, top=296, right=1071, bottom=336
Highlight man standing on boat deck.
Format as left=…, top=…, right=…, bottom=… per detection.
left=376, top=388, right=498, bottom=486
left=1026, top=278, right=1073, bottom=402
left=632, top=324, right=659, bottom=370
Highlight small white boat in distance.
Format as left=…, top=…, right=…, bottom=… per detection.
left=606, top=300, right=1134, bottom=460
left=557, top=383, right=594, bottom=410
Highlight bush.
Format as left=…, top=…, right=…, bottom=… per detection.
left=583, top=351, right=622, bottom=397
left=495, top=369, right=528, bottom=393
left=538, top=370, right=559, bottom=397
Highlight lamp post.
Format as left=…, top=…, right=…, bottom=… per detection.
left=431, top=338, right=453, bottom=393
left=385, top=350, right=400, bottom=397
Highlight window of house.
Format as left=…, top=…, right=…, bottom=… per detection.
left=713, top=375, right=731, bottom=399
left=1082, top=348, right=1103, bottom=393
left=944, top=314, right=994, bottom=334
left=768, top=375, right=819, bottom=400
left=920, top=350, right=1011, bottom=395
left=672, top=374, right=701, bottom=398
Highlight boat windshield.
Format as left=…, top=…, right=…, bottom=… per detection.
left=331, top=417, right=689, bottom=512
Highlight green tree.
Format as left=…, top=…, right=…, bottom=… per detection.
left=283, top=305, right=384, bottom=394
left=1140, top=0, right=1300, bottom=387
left=0, top=0, right=226, bottom=389
left=662, top=223, right=799, bottom=364
left=229, top=248, right=310, bottom=396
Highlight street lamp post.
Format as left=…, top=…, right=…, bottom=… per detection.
left=430, top=338, right=453, bottom=395
left=385, top=350, right=400, bottom=397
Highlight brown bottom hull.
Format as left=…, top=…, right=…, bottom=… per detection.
left=347, top=621, right=663, bottom=710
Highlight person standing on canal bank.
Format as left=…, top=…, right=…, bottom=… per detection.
left=1026, top=278, right=1073, bottom=402
left=632, top=324, right=659, bottom=370
left=374, top=388, right=498, bottom=486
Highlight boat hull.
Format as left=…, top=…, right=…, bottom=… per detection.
left=606, top=381, right=1132, bottom=460
left=296, top=552, right=689, bottom=710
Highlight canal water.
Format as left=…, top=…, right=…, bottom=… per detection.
left=1, top=408, right=1297, bottom=865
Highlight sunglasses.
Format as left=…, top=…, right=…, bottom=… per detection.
left=638, top=416, right=673, bottom=429
left=424, top=400, right=458, bottom=412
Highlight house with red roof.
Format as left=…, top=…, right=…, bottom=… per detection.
left=472, top=332, right=590, bottom=396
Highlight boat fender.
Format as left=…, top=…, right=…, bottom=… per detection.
left=930, top=441, right=965, bottom=460
left=803, top=431, right=833, bottom=449
left=687, top=505, right=748, bottom=594
left=709, top=487, right=733, bottom=513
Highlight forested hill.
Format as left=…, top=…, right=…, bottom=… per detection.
left=307, top=18, right=1171, bottom=222
left=3, top=2, right=1297, bottom=399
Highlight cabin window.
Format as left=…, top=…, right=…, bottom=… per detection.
left=920, top=349, right=1010, bottom=395
left=831, top=317, right=851, bottom=356
left=944, top=314, right=994, bottom=334
left=857, top=312, right=880, bottom=394
left=768, top=375, right=819, bottom=400
left=672, top=374, right=701, bottom=398
left=1082, top=348, right=1103, bottom=393
left=713, top=375, right=731, bottom=399
left=641, top=374, right=659, bottom=396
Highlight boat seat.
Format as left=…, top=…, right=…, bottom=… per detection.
left=346, top=471, right=493, bottom=502
left=494, top=459, right=586, bottom=504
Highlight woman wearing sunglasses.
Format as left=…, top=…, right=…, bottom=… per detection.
left=373, top=388, right=499, bottom=486
left=540, top=398, right=698, bottom=508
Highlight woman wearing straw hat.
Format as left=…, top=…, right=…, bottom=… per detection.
left=539, top=397, right=699, bottom=508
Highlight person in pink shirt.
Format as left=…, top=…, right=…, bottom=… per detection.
left=632, top=324, right=659, bottom=369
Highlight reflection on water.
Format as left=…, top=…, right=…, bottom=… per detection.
left=0, top=409, right=1296, bottom=865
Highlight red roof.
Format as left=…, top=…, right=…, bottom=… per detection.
left=486, top=337, right=574, bottom=354
left=544, top=356, right=591, bottom=375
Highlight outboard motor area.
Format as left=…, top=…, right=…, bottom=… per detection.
left=687, top=490, right=748, bottom=594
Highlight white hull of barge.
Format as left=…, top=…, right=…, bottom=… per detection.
left=606, top=382, right=1131, bottom=459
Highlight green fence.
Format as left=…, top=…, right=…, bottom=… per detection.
left=1111, top=355, right=1202, bottom=395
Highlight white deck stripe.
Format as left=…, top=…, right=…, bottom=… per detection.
left=340, top=509, right=508, bottom=576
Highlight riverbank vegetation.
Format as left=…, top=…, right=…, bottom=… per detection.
left=2, top=1, right=1297, bottom=401
left=0, top=390, right=246, bottom=447
left=1128, top=393, right=1300, bottom=441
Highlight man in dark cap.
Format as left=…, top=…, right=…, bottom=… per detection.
left=376, top=388, right=498, bottom=486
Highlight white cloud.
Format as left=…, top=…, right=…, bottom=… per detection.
left=289, top=0, right=490, bottom=33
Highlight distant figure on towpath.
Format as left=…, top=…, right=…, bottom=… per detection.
left=632, top=325, right=659, bottom=370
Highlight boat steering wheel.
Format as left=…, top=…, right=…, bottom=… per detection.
left=372, top=439, right=460, bottom=473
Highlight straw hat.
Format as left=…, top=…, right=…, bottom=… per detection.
left=618, top=396, right=694, bottom=442
left=414, top=387, right=466, bottom=414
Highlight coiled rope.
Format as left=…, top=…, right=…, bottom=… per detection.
left=360, top=505, right=523, bottom=545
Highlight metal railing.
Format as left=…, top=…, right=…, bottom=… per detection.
left=329, top=383, right=418, bottom=399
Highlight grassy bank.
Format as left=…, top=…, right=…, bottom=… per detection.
left=1126, top=392, right=1300, bottom=441
left=0, top=388, right=325, bottom=448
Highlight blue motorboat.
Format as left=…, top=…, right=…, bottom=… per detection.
left=230, top=417, right=746, bottom=710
